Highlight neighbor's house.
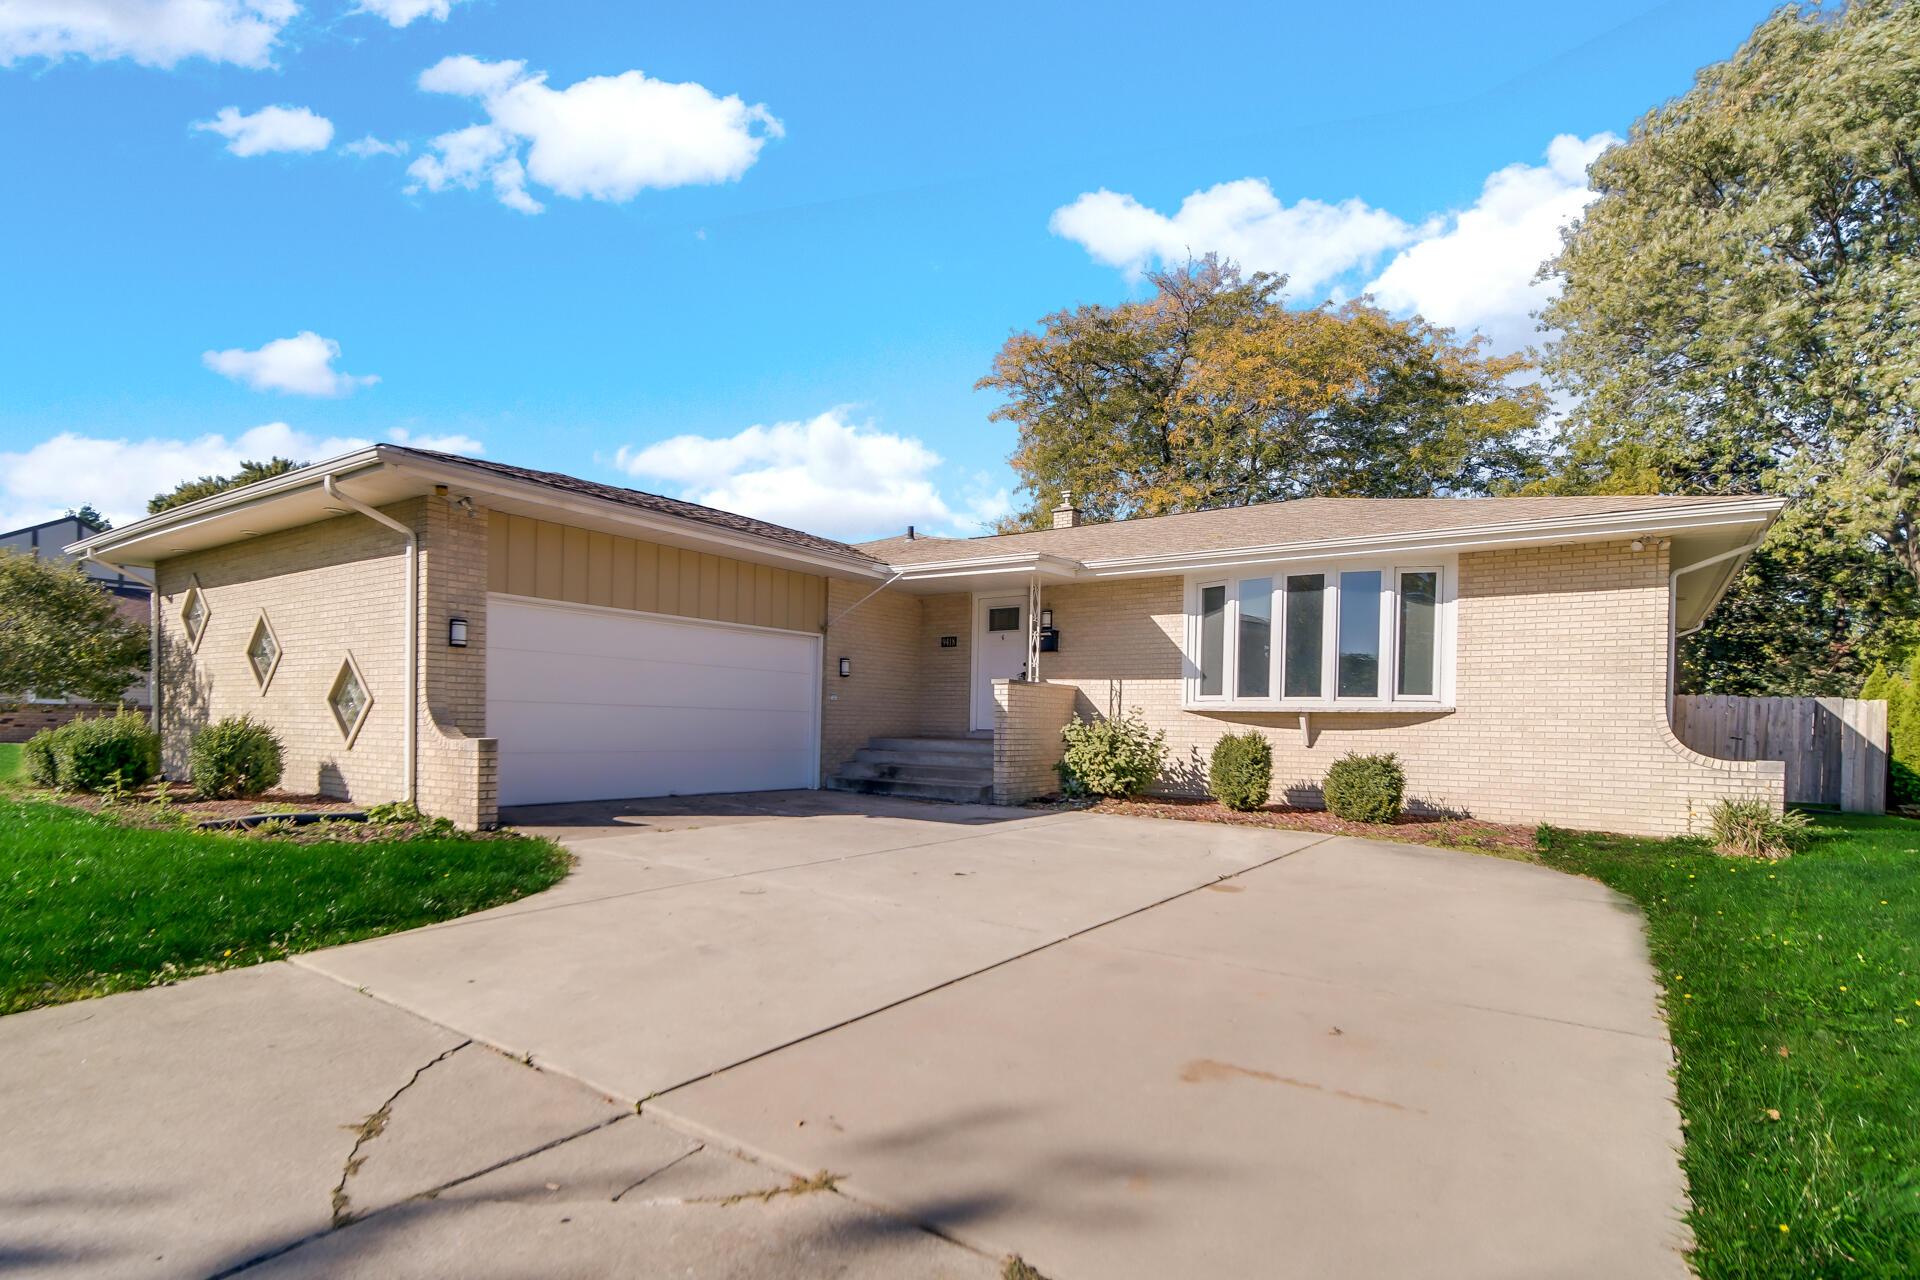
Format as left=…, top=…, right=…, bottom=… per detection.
left=68, top=446, right=1786, bottom=836
left=2, top=515, right=153, bottom=741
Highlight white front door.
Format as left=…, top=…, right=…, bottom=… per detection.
left=972, top=595, right=1028, bottom=730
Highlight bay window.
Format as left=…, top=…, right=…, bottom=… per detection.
left=1187, top=561, right=1449, bottom=708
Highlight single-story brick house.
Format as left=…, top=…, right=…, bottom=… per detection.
left=69, top=445, right=1786, bottom=836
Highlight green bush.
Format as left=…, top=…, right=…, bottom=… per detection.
left=21, top=726, right=59, bottom=786
left=1208, top=730, right=1272, bottom=812
left=38, top=710, right=159, bottom=792
left=188, top=716, right=284, bottom=799
left=1058, top=708, right=1167, bottom=799
left=1321, top=752, right=1405, bottom=823
left=1860, top=663, right=1920, bottom=805
left=1708, top=798, right=1812, bottom=859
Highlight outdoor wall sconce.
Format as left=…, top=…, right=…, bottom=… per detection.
left=448, top=617, right=469, bottom=647
left=839, top=657, right=852, bottom=677
left=1040, top=608, right=1054, bottom=628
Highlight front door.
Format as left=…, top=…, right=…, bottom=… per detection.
left=972, top=595, right=1028, bottom=730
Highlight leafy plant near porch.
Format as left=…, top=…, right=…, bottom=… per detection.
left=1057, top=709, right=1166, bottom=799
left=1208, top=730, right=1272, bottom=812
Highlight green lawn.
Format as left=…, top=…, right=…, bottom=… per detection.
left=1539, top=812, right=1920, bottom=1279
left=0, top=797, right=570, bottom=1015
left=0, top=743, right=22, bottom=783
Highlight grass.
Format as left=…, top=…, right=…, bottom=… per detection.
left=1538, top=811, right=1920, bottom=1279
left=0, top=796, right=571, bottom=1015
left=0, top=743, right=22, bottom=783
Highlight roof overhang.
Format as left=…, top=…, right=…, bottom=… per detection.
left=68, top=446, right=891, bottom=581
left=875, top=496, right=1785, bottom=629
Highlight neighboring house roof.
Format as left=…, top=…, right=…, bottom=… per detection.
left=859, top=495, right=1779, bottom=566
left=393, top=448, right=879, bottom=564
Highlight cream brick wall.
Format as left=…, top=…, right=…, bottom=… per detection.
left=916, top=593, right=971, bottom=734
left=1028, top=540, right=1783, bottom=838
left=821, top=580, right=923, bottom=779
left=992, top=679, right=1079, bottom=803
left=157, top=496, right=499, bottom=828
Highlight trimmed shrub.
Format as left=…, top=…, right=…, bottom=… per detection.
left=1208, top=730, right=1272, bottom=812
left=1708, top=798, right=1811, bottom=859
left=189, top=716, right=284, bottom=799
left=21, top=725, right=60, bottom=786
left=1058, top=708, right=1167, bottom=799
left=1321, top=752, right=1405, bottom=824
left=47, top=710, right=159, bottom=792
left=1862, top=663, right=1920, bottom=805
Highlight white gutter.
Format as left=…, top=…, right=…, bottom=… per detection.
left=323, top=474, right=417, bottom=806
left=1667, top=536, right=1766, bottom=710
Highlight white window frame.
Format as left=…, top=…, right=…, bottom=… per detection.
left=1183, top=555, right=1455, bottom=712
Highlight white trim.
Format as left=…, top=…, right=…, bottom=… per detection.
left=1182, top=555, right=1456, bottom=713
left=486, top=592, right=824, bottom=789
left=970, top=591, right=1028, bottom=732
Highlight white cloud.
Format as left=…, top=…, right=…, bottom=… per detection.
left=0, top=422, right=371, bottom=532
left=203, top=331, right=377, bottom=396
left=408, top=54, right=783, bottom=215
left=1365, top=133, right=1618, bottom=350
left=193, top=103, right=333, bottom=156
left=0, top=0, right=299, bottom=69
left=1054, top=133, right=1619, bottom=350
left=387, top=426, right=483, bottom=454
left=354, top=0, right=466, bottom=26
left=614, top=409, right=985, bottom=542
left=341, top=134, right=408, bottom=158
left=1050, top=179, right=1427, bottom=295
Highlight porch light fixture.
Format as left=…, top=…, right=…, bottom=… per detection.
left=1041, top=608, right=1054, bottom=629
left=839, top=657, right=851, bottom=678
left=448, top=616, right=469, bottom=647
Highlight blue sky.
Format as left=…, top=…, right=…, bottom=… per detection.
left=0, top=0, right=1777, bottom=542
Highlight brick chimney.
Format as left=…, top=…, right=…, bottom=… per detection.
left=1051, top=490, right=1082, bottom=529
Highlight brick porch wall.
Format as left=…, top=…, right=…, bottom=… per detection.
left=992, top=679, right=1080, bottom=803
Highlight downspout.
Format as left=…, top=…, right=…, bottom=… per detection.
left=324, top=475, right=417, bottom=805
left=1668, top=537, right=1764, bottom=712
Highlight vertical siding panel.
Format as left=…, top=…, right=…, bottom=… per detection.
left=715, top=557, right=739, bottom=623
left=770, top=570, right=790, bottom=631
left=561, top=526, right=590, bottom=602
left=609, top=537, right=635, bottom=611
left=754, top=565, right=774, bottom=627
left=533, top=520, right=564, bottom=600
left=697, top=553, right=721, bottom=620
left=678, top=551, right=701, bottom=617
left=804, top=575, right=825, bottom=631
left=506, top=515, right=537, bottom=597
left=486, top=513, right=509, bottom=593
left=586, top=531, right=614, bottom=607
left=657, top=547, right=679, bottom=613
left=633, top=539, right=658, bottom=613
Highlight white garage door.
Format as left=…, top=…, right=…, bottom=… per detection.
left=486, top=596, right=820, bottom=807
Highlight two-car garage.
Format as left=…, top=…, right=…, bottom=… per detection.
left=485, top=596, right=821, bottom=807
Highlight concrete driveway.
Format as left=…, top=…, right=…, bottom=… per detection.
left=1, top=793, right=1689, bottom=1278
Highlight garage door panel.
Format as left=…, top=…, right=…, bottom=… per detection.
left=487, top=598, right=818, bottom=806
left=488, top=702, right=815, bottom=756
left=489, top=650, right=816, bottom=714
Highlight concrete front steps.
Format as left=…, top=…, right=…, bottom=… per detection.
left=824, top=735, right=994, bottom=803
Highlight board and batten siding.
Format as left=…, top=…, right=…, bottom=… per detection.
left=485, top=513, right=827, bottom=634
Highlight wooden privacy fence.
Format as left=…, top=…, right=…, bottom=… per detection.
left=1672, top=696, right=1888, bottom=814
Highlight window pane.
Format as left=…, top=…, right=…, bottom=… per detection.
left=1199, top=585, right=1225, bottom=696
left=1237, top=578, right=1272, bottom=698
left=1398, top=571, right=1438, bottom=696
left=1337, top=571, right=1382, bottom=698
left=987, top=606, right=1020, bottom=632
left=1283, top=574, right=1323, bottom=698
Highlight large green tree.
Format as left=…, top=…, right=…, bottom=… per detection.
left=1538, top=0, right=1920, bottom=693
left=978, top=256, right=1549, bottom=528
left=0, top=551, right=149, bottom=704
left=148, top=457, right=306, bottom=514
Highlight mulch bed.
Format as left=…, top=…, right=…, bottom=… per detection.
left=1045, top=795, right=1541, bottom=858
left=12, top=783, right=485, bottom=845
left=48, top=781, right=360, bottom=822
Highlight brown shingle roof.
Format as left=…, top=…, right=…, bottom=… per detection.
left=858, top=495, right=1771, bottom=566
left=388, top=446, right=883, bottom=564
